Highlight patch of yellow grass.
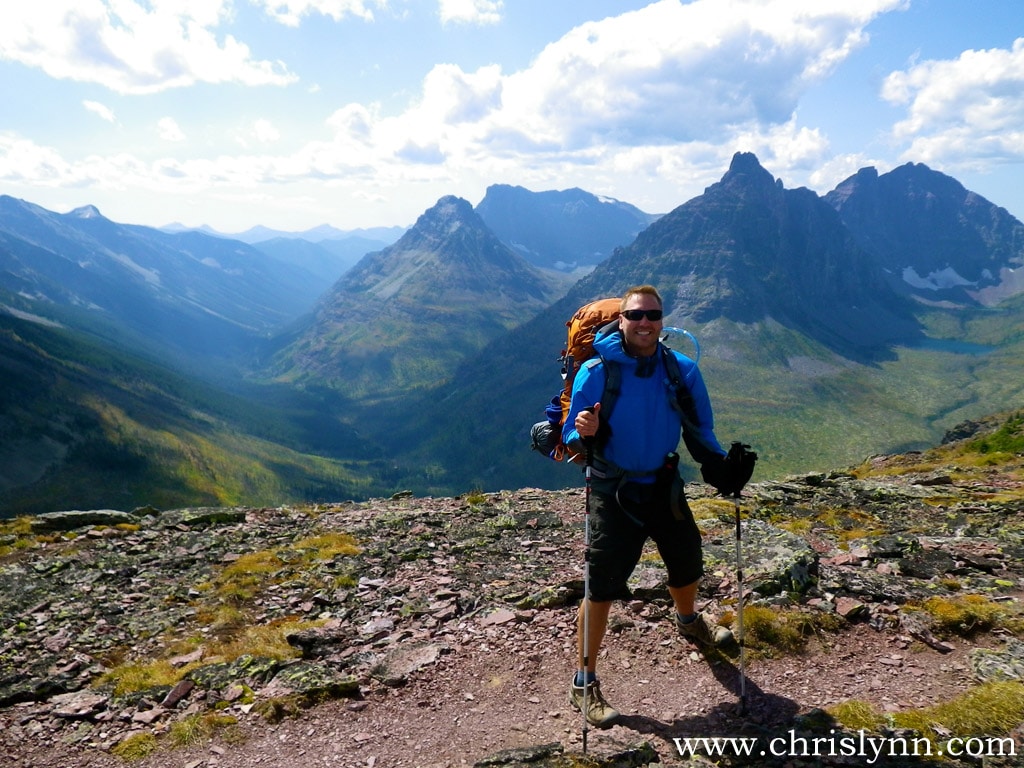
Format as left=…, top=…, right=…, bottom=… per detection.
left=918, top=594, right=1018, bottom=637
left=827, top=699, right=886, bottom=731
left=167, top=713, right=240, bottom=748
left=292, top=532, right=361, bottom=561
left=98, top=659, right=181, bottom=696
left=829, top=682, right=1024, bottom=754
left=110, top=732, right=159, bottom=761
left=689, top=497, right=736, bottom=520
left=895, top=681, right=1024, bottom=742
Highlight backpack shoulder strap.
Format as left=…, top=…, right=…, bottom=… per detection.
left=598, top=358, right=618, bottom=411
left=600, top=356, right=621, bottom=424
left=577, top=356, right=621, bottom=456
left=579, top=356, right=621, bottom=419
left=661, top=346, right=724, bottom=465
left=661, top=347, right=699, bottom=430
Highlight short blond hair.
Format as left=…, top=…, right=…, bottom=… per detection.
left=621, top=285, right=663, bottom=311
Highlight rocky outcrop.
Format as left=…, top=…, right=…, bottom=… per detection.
left=0, top=440, right=1022, bottom=766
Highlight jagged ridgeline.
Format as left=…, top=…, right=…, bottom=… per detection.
left=474, top=183, right=659, bottom=271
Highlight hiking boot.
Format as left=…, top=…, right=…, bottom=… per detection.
left=568, top=677, right=619, bottom=728
left=675, top=612, right=734, bottom=647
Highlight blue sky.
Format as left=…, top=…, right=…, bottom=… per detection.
left=1, top=0, right=1022, bottom=234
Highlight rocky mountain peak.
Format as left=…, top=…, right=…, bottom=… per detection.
left=67, top=204, right=105, bottom=220
left=474, top=184, right=657, bottom=271
left=824, top=165, right=878, bottom=207
left=339, top=193, right=547, bottom=294
left=262, top=193, right=564, bottom=396
left=721, top=150, right=777, bottom=186
left=596, top=152, right=917, bottom=354
left=826, top=163, right=1024, bottom=306
left=410, top=194, right=477, bottom=239
left=689, top=151, right=783, bottom=209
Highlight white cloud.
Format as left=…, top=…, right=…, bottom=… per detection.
left=292, top=0, right=902, bottom=205
left=9, top=0, right=980, bottom=229
left=254, top=0, right=386, bottom=26
left=731, top=119, right=832, bottom=171
left=158, top=117, right=186, bottom=142
left=882, top=37, right=1024, bottom=168
left=0, top=1, right=296, bottom=94
left=438, top=0, right=503, bottom=26
left=490, top=0, right=904, bottom=150
left=808, top=152, right=888, bottom=194
left=252, top=119, right=281, bottom=143
left=0, top=134, right=74, bottom=184
left=415, top=63, right=504, bottom=131
left=0, top=0, right=907, bottom=186
left=83, top=100, right=117, bottom=123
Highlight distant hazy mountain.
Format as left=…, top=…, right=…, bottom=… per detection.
left=163, top=222, right=407, bottom=246
left=251, top=236, right=387, bottom=292
left=475, top=184, right=658, bottom=271
left=261, top=195, right=570, bottom=400
left=0, top=197, right=329, bottom=364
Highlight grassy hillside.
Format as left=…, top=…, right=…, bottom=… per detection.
left=701, top=301, right=1024, bottom=475
left=0, top=313, right=381, bottom=517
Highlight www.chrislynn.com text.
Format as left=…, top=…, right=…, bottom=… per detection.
left=674, top=729, right=1017, bottom=764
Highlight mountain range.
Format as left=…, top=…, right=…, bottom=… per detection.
left=378, top=153, right=1024, bottom=494
left=0, top=197, right=328, bottom=368
left=1, top=155, right=1022, bottom=514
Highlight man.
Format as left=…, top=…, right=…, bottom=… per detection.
left=562, top=284, right=751, bottom=728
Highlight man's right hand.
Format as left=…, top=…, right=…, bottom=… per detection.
left=575, top=403, right=601, bottom=439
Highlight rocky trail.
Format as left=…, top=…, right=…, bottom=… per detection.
left=1, top=419, right=1023, bottom=767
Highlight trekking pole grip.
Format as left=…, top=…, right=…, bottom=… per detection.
left=582, top=406, right=595, bottom=467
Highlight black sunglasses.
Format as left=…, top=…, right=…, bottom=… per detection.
left=621, top=309, right=663, bottom=321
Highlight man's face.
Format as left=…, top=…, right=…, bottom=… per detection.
left=619, top=293, right=663, bottom=357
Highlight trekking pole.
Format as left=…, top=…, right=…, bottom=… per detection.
left=581, top=433, right=594, bottom=754
left=733, top=490, right=746, bottom=715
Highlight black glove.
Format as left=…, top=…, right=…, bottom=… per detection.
left=701, top=441, right=757, bottom=497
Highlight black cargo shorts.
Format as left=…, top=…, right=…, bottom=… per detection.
left=586, top=476, right=704, bottom=602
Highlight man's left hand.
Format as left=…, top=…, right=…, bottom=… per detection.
left=701, top=442, right=757, bottom=496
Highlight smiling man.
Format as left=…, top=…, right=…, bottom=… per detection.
left=562, top=284, right=753, bottom=728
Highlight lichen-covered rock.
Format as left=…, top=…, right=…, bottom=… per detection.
left=703, top=519, right=819, bottom=596
left=970, top=638, right=1024, bottom=683
left=187, top=656, right=283, bottom=691
left=29, top=509, right=139, bottom=533
left=259, top=661, right=359, bottom=701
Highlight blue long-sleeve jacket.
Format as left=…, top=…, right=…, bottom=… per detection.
left=562, top=330, right=726, bottom=475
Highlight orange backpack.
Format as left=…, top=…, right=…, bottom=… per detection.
left=531, top=298, right=621, bottom=463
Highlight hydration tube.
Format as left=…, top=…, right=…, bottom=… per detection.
left=660, top=326, right=700, bottom=364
